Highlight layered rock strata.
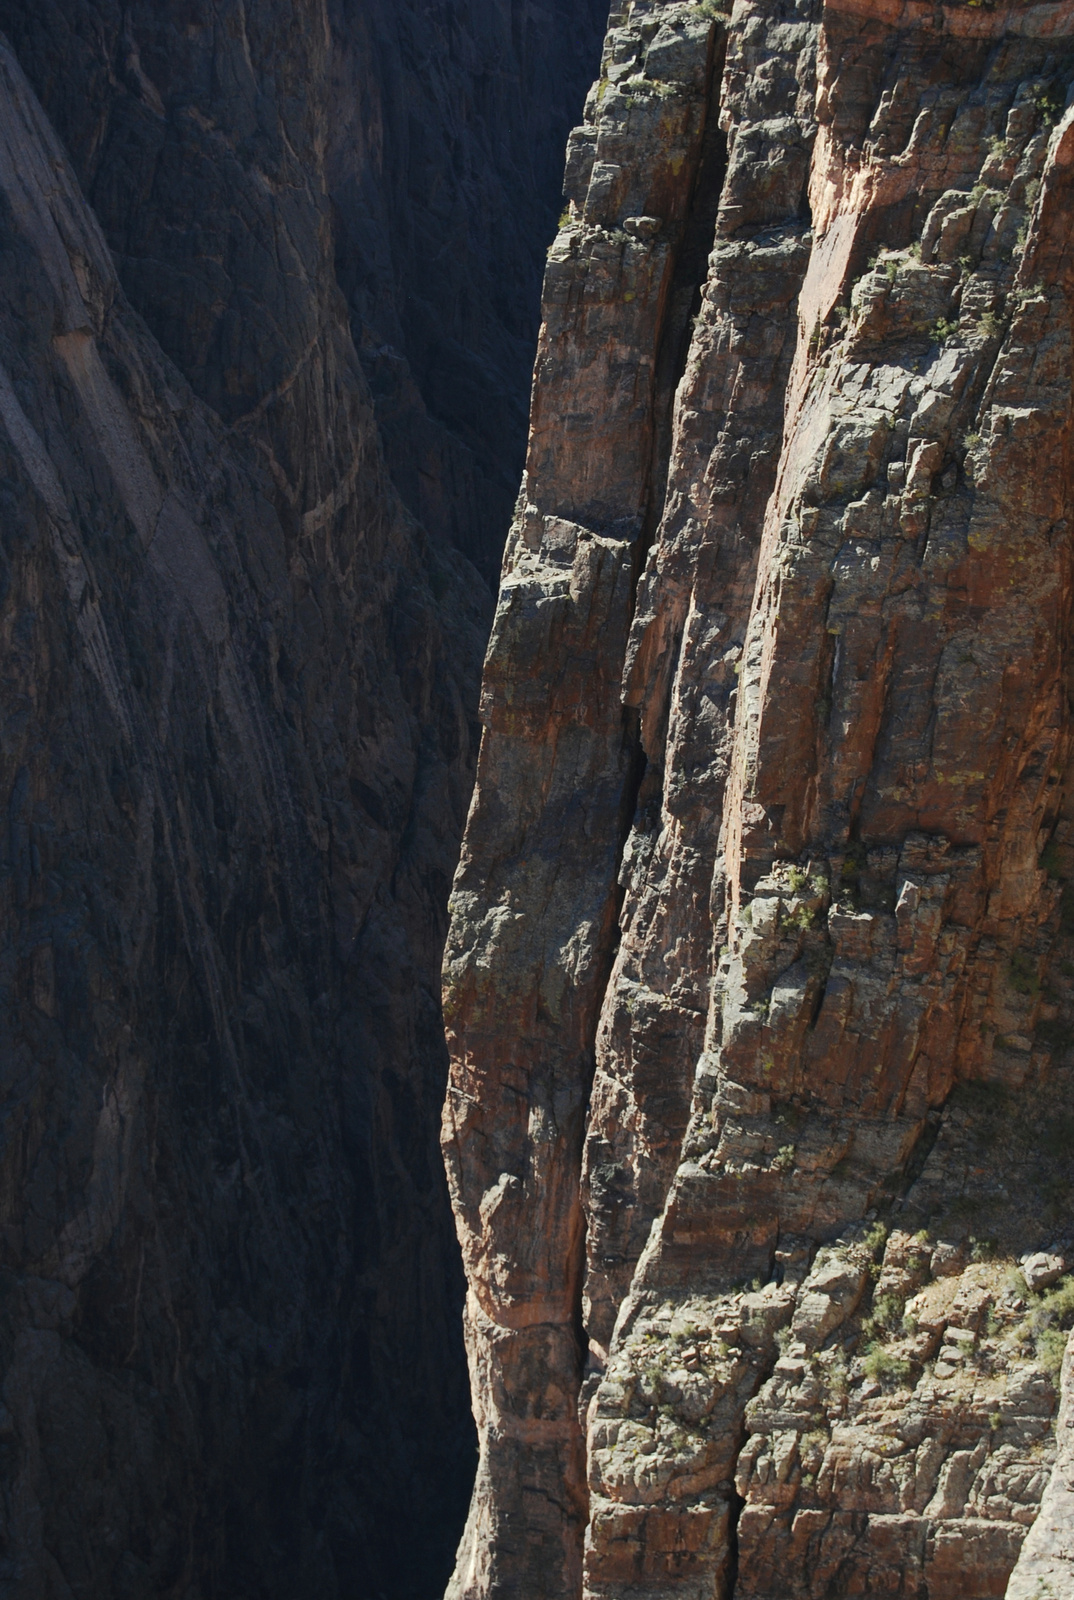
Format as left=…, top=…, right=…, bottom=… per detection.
left=443, top=0, right=1074, bottom=1595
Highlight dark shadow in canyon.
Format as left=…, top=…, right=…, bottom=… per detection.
left=0, top=4, right=609, bottom=1596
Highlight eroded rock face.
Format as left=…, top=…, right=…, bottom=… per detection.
left=326, top=0, right=612, bottom=584
left=0, top=3, right=607, bottom=1597
left=444, top=0, right=1074, bottom=1594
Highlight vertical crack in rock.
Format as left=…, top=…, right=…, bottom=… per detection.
left=584, top=4, right=1074, bottom=1593
left=583, top=0, right=821, bottom=1383
left=639, top=25, right=731, bottom=564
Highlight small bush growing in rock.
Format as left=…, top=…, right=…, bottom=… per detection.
left=863, top=1346, right=911, bottom=1386
left=783, top=903, right=817, bottom=932
left=1028, top=1275, right=1074, bottom=1373
left=862, top=1292, right=906, bottom=1340
left=864, top=1221, right=889, bottom=1257
left=1037, top=1326, right=1068, bottom=1376
left=827, top=1355, right=849, bottom=1398
left=1038, top=1276, right=1074, bottom=1321
left=1033, top=89, right=1063, bottom=126
left=1011, top=274, right=1044, bottom=306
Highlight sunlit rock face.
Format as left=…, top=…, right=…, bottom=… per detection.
left=443, top=1, right=1074, bottom=1596
left=0, top=3, right=606, bottom=1596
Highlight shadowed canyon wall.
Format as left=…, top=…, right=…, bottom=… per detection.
left=0, top=4, right=608, bottom=1597
left=443, top=0, right=1074, bottom=1595
left=1, top=0, right=611, bottom=588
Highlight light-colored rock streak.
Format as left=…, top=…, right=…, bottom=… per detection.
left=582, top=0, right=820, bottom=1370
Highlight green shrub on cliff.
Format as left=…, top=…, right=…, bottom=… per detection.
left=862, top=1346, right=911, bottom=1386
left=1027, top=1275, right=1074, bottom=1375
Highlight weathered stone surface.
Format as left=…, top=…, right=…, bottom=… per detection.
left=1022, top=1252, right=1068, bottom=1293
left=442, top=5, right=729, bottom=1593
left=584, top=0, right=820, bottom=1365
left=1006, top=1329, right=1074, bottom=1598
left=445, top=0, right=1074, bottom=1594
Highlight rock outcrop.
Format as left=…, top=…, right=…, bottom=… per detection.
left=0, top=4, right=606, bottom=1597
left=443, top=0, right=1074, bottom=1595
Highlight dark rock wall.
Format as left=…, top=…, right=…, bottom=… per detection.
left=2, top=0, right=610, bottom=587
left=327, top=0, right=614, bottom=583
left=0, top=3, right=607, bottom=1598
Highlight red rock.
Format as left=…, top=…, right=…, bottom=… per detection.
left=444, top=0, right=1074, bottom=1594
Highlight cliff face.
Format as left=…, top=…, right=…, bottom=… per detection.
left=0, top=4, right=605, bottom=1598
left=443, top=0, right=1074, bottom=1595
left=0, top=0, right=609, bottom=589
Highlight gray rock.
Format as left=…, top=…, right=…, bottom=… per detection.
left=1005, top=1331, right=1074, bottom=1598
left=1022, top=1253, right=1068, bottom=1293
